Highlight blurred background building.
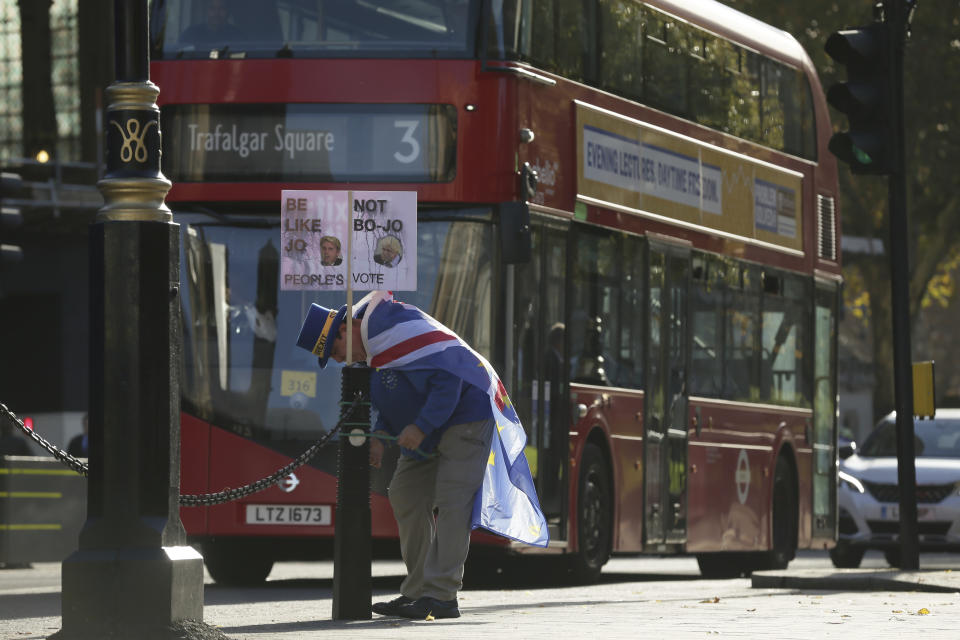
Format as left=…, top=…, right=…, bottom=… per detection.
left=0, top=0, right=111, bottom=451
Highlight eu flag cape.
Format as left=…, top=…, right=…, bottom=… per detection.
left=357, top=290, right=549, bottom=547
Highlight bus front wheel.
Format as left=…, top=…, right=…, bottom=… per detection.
left=568, top=443, right=612, bottom=583
left=203, top=541, right=274, bottom=586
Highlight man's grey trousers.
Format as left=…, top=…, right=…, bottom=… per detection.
left=388, top=418, right=495, bottom=601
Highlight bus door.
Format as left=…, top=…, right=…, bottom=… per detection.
left=508, top=213, right=569, bottom=538
left=644, top=242, right=690, bottom=546
left=812, top=280, right=839, bottom=540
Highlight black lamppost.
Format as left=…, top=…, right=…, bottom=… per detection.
left=56, top=2, right=205, bottom=636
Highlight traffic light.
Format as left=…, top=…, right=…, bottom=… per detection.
left=824, top=23, right=894, bottom=174
left=1, top=172, right=25, bottom=265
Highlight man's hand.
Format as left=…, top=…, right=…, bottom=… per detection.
left=369, top=437, right=385, bottom=468
left=397, top=424, right=426, bottom=451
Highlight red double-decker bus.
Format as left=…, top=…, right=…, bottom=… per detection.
left=150, top=0, right=841, bottom=583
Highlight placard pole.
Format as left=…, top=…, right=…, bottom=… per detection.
left=346, top=190, right=353, bottom=363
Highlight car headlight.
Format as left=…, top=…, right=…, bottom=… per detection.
left=839, top=470, right=865, bottom=494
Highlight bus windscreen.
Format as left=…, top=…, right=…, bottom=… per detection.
left=151, top=0, right=476, bottom=58
left=178, top=214, right=493, bottom=444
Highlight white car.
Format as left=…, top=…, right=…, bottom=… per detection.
left=832, top=409, right=960, bottom=568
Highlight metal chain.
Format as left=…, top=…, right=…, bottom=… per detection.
left=180, top=394, right=363, bottom=506
left=0, top=394, right=364, bottom=506
left=0, top=401, right=89, bottom=475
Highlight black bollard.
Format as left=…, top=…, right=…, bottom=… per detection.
left=332, top=365, right=372, bottom=620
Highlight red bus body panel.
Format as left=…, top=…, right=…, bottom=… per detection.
left=567, top=384, right=647, bottom=553
left=685, top=399, right=812, bottom=553
left=180, top=413, right=398, bottom=539
left=180, top=412, right=210, bottom=534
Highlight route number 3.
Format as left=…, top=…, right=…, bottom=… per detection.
left=393, top=120, right=420, bottom=164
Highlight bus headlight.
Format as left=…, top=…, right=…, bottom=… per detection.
left=839, top=470, right=865, bottom=494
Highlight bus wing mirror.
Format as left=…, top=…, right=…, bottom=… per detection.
left=499, top=201, right=531, bottom=264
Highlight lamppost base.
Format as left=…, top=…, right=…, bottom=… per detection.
left=57, top=545, right=211, bottom=639
left=50, top=619, right=231, bottom=640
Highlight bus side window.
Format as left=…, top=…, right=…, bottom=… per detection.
left=690, top=254, right=722, bottom=397
left=568, top=229, right=644, bottom=389
left=598, top=0, right=643, bottom=101
left=722, top=262, right=760, bottom=402
left=642, top=9, right=688, bottom=117
left=759, top=270, right=811, bottom=408
left=555, top=0, right=597, bottom=83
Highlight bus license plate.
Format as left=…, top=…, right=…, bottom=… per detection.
left=245, top=504, right=331, bottom=526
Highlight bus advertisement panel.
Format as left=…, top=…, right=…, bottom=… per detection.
left=576, top=101, right=804, bottom=253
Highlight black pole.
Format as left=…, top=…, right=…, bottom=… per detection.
left=333, top=366, right=372, bottom=620
left=113, top=0, right=148, bottom=81
left=57, top=1, right=206, bottom=636
left=885, top=0, right=919, bottom=570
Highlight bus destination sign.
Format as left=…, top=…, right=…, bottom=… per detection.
left=162, top=104, right=456, bottom=184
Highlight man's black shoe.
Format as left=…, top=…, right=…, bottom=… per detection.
left=372, top=594, right=414, bottom=616
left=395, top=596, right=461, bottom=619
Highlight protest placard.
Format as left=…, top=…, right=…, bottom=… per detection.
left=280, top=190, right=417, bottom=291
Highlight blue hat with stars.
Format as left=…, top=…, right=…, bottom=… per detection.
left=296, top=303, right=347, bottom=368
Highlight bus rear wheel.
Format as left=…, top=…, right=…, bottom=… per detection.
left=761, top=455, right=798, bottom=570
left=829, top=542, right=865, bottom=568
left=203, top=541, right=274, bottom=586
left=568, top=443, right=612, bottom=583
left=696, top=553, right=752, bottom=579
left=884, top=547, right=901, bottom=568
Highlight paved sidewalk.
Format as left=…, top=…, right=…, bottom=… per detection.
left=4, top=557, right=960, bottom=640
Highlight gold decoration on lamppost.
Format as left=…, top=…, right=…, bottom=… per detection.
left=112, top=119, right=158, bottom=163
left=96, top=80, right=172, bottom=223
